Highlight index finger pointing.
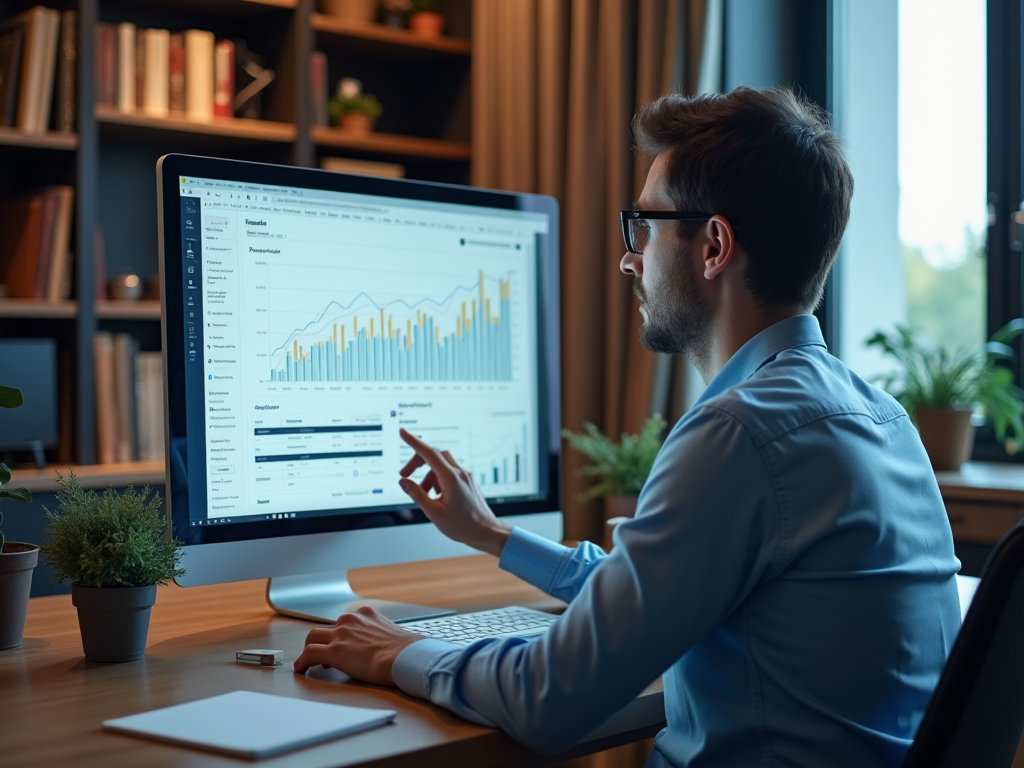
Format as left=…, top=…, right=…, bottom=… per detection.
left=293, top=642, right=331, bottom=673
left=399, top=428, right=455, bottom=480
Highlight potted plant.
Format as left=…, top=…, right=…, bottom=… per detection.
left=562, top=414, right=667, bottom=547
left=41, top=474, right=184, bottom=662
left=408, top=0, right=444, bottom=37
left=328, top=78, right=383, bottom=134
left=0, top=385, right=35, bottom=650
left=867, top=320, right=1024, bottom=470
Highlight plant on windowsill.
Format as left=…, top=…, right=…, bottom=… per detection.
left=0, top=385, right=36, bottom=650
left=561, top=413, right=667, bottom=544
left=866, top=319, right=1024, bottom=470
left=40, top=473, right=185, bottom=662
left=328, top=78, right=383, bottom=135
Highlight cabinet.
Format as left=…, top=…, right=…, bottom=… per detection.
left=0, top=0, right=472, bottom=473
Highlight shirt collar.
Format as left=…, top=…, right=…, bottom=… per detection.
left=695, top=314, right=827, bottom=406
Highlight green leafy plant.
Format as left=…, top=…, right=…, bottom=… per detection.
left=41, top=473, right=184, bottom=588
left=561, top=414, right=667, bottom=502
left=328, top=77, right=383, bottom=121
left=0, top=386, right=33, bottom=551
left=866, top=319, right=1024, bottom=454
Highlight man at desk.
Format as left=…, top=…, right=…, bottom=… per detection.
left=295, top=87, right=961, bottom=768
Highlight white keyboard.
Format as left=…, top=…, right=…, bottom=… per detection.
left=399, top=606, right=558, bottom=645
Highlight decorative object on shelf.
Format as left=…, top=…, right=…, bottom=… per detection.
left=867, top=320, right=1024, bottom=470
left=321, top=0, right=379, bottom=24
left=0, top=385, right=37, bottom=650
left=328, top=77, right=382, bottom=134
left=108, top=273, right=142, bottom=301
left=381, top=0, right=411, bottom=28
left=40, top=474, right=185, bottom=662
left=408, top=0, right=444, bottom=37
left=561, top=413, right=667, bottom=539
left=233, top=39, right=275, bottom=120
left=143, top=274, right=160, bottom=301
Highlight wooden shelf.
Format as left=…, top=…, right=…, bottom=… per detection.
left=311, top=126, right=471, bottom=160
left=311, top=14, right=471, bottom=59
left=0, top=126, right=77, bottom=150
left=0, top=299, right=77, bottom=318
left=96, top=300, right=162, bottom=320
left=95, top=105, right=297, bottom=143
left=12, top=461, right=166, bottom=493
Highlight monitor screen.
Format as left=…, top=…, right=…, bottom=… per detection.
left=159, top=155, right=561, bottom=554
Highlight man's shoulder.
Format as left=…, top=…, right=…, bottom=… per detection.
left=693, top=345, right=908, bottom=449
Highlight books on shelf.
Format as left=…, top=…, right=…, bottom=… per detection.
left=185, top=29, right=214, bottom=121
left=214, top=39, right=234, bottom=119
left=320, top=157, right=406, bottom=178
left=0, top=185, right=75, bottom=301
left=93, top=332, right=165, bottom=464
left=310, top=51, right=328, bottom=127
left=0, top=5, right=71, bottom=132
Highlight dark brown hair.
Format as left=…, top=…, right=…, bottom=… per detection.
left=634, top=87, right=853, bottom=310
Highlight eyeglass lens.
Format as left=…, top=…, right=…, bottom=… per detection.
left=630, top=218, right=650, bottom=253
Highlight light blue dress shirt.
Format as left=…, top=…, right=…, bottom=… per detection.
left=392, top=314, right=961, bottom=767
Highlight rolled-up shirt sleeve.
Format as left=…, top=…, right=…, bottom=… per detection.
left=391, top=405, right=781, bottom=754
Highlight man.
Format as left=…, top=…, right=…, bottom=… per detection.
left=294, top=86, right=961, bottom=768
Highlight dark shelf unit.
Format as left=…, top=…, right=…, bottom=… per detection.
left=0, top=0, right=473, bottom=471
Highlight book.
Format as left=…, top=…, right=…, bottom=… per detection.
left=93, top=223, right=107, bottom=302
left=53, top=10, right=75, bottom=132
left=168, top=33, right=184, bottom=114
left=0, top=192, right=43, bottom=299
left=117, top=22, right=135, bottom=113
left=46, top=185, right=74, bottom=301
left=0, top=26, right=23, bottom=126
left=112, top=333, right=137, bottom=462
left=95, top=22, right=116, bottom=106
left=93, top=332, right=116, bottom=465
left=320, top=157, right=406, bottom=178
left=32, top=187, right=56, bottom=298
left=184, top=29, right=214, bottom=121
left=143, top=28, right=169, bottom=117
left=33, top=7, right=58, bottom=132
left=135, top=352, right=165, bottom=462
left=134, top=27, right=144, bottom=109
left=310, top=51, right=328, bottom=127
left=213, top=39, right=233, bottom=118
left=7, top=6, right=57, bottom=132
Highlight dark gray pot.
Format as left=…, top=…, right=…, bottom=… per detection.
left=71, top=583, right=157, bottom=663
left=0, top=542, right=39, bottom=650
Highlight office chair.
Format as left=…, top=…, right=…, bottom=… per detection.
left=903, top=521, right=1024, bottom=768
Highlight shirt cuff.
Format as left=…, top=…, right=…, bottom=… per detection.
left=392, top=638, right=461, bottom=700
left=498, top=526, right=573, bottom=594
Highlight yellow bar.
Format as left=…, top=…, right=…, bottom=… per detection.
left=461, top=302, right=467, bottom=331
left=485, top=298, right=491, bottom=322
left=354, top=315, right=358, bottom=337
left=388, top=315, right=393, bottom=338
left=457, top=316, right=462, bottom=337
left=479, top=270, right=485, bottom=316
left=341, top=325, right=346, bottom=350
left=407, top=319, right=412, bottom=348
left=435, top=327, right=440, bottom=344
left=332, top=324, right=337, bottom=346
left=380, top=309, right=385, bottom=338
left=293, top=339, right=298, bottom=361
left=370, top=317, right=375, bottom=338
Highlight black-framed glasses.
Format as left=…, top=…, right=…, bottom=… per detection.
left=620, top=210, right=722, bottom=254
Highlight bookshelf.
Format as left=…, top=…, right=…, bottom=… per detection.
left=0, top=0, right=474, bottom=474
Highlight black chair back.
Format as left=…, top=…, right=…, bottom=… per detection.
left=904, top=521, right=1024, bottom=767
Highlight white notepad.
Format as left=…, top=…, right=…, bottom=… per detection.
left=102, top=690, right=396, bottom=759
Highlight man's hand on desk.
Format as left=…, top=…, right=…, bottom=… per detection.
left=293, top=606, right=420, bottom=686
left=397, top=428, right=512, bottom=558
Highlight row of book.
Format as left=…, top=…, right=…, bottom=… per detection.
left=93, top=332, right=165, bottom=465
left=0, top=6, right=76, bottom=132
left=0, top=185, right=74, bottom=301
left=96, top=23, right=234, bottom=121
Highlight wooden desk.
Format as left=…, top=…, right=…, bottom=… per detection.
left=936, top=462, right=1024, bottom=544
left=1, top=555, right=665, bottom=768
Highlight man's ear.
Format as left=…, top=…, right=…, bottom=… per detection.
left=702, top=215, right=738, bottom=281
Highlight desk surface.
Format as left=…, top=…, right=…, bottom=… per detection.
left=2, top=555, right=665, bottom=768
left=936, top=461, right=1024, bottom=503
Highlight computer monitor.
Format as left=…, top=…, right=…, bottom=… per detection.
left=157, top=154, right=562, bottom=623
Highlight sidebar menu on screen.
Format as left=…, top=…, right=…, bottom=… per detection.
left=180, top=195, right=207, bottom=524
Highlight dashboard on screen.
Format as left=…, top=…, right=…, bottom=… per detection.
left=160, top=157, right=560, bottom=547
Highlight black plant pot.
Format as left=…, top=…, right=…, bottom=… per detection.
left=0, top=542, right=39, bottom=649
left=71, top=583, right=156, bottom=662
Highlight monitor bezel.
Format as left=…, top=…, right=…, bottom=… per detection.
left=158, top=154, right=562, bottom=548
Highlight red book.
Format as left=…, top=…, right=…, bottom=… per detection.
left=95, top=22, right=116, bottom=105
left=169, top=33, right=185, bottom=114
left=213, top=39, right=233, bottom=118
left=32, top=188, right=57, bottom=298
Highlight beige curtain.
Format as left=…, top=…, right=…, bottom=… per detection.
left=473, top=0, right=723, bottom=546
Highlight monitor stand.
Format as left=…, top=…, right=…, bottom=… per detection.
left=266, top=570, right=455, bottom=624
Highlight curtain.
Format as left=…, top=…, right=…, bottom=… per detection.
left=473, top=0, right=724, bottom=545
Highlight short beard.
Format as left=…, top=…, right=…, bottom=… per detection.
left=634, top=253, right=713, bottom=365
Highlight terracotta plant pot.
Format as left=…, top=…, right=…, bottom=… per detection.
left=603, top=494, right=638, bottom=551
left=337, top=112, right=376, bottom=134
left=321, top=0, right=378, bottom=23
left=916, top=406, right=976, bottom=471
left=408, top=11, right=444, bottom=37
left=0, top=542, right=39, bottom=649
left=71, top=583, right=157, bottom=662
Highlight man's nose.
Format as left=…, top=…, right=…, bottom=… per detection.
left=620, top=251, right=642, bottom=276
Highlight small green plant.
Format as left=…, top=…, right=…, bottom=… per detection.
left=561, top=414, right=667, bottom=502
left=41, top=473, right=184, bottom=588
left=867, top=319, right=1024, bottom=454
left=0, top=386, right=33, bottom=551
left=328, top=77, right=383, bottom=121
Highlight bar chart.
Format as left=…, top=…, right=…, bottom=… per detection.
left=268, top=270, right=515, bottom=383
